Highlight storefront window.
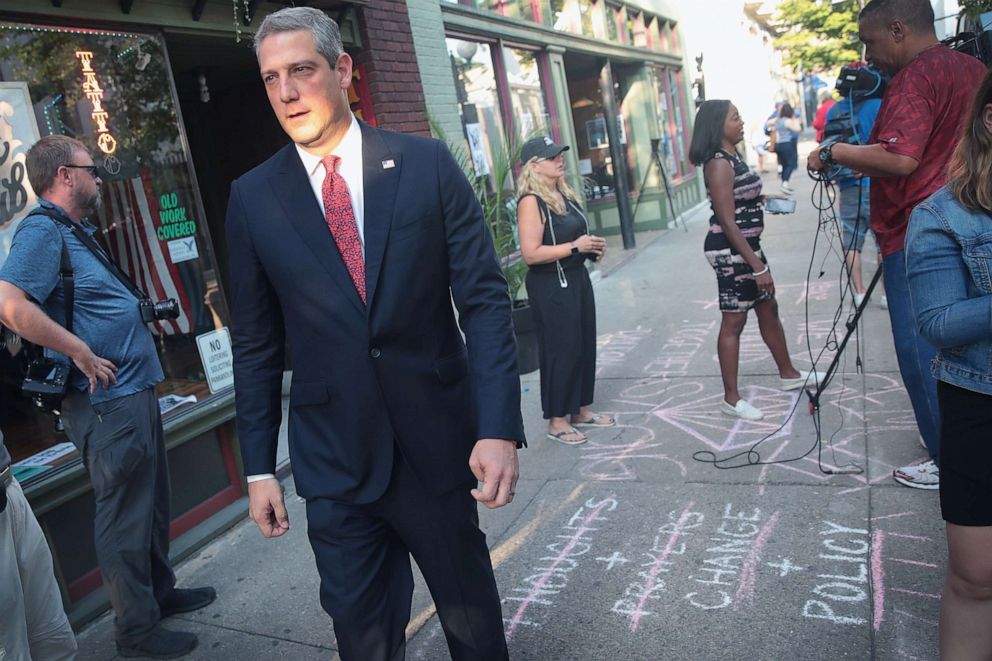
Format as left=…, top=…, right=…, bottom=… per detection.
left=447, top=37, right=507, bottom=190
left=0, top=23, right=232, bottom=484
left=655, top=66, right=692, bottom=180
left=487, top=0, right=544, bottom=22
left=647, top=16, right=660, bottom=50
left=590, top=1, right=609, bottom=39
left=568, top=75, right=607, bottom=200
left=502, top=47, right=550, bottom=143
left=443, top=0, right=546, bottom=22
left=605, top=3, right=620, bottom=41
left=658, top=20, right=670, bottom=52
left=632, top=12, right=647, bottom=48
left=549, top=0, right=582, bottom=34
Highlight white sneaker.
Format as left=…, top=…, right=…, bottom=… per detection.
left=779, top=370, right=823, bottom=391
left=892, top=459, right=939, bottom=490
left=721, top=399, right=765, bottom=421
left=780, top=182, right=793, bottom=193
left=853, top=292, right=865, bottom=308
left=879, top=295, right=888, bottom=310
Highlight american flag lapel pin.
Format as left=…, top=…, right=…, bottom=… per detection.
left=381, top=159, right=395, bottom=169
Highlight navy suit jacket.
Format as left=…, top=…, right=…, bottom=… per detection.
left=225, top=122, right=526, bottom=502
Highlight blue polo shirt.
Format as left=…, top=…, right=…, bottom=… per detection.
left=0, top=200, right=163, bottom=403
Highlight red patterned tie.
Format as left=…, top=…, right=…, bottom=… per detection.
left=321, top=155, right=366, bottom=304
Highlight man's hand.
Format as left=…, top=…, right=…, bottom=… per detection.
left=69, top=344, right=117, bottom=394
left=807, top=149, right=826, bottom=173
left=469, top=439, right=519, bottom=510
left=248, top=478, right=290, bottom=538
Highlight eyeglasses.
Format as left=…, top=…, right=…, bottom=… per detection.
left=63, top=164, right=100, bottom=178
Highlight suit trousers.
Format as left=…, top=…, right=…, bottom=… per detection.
left=526, top=264, right=597, bottom=419
left=305, top=449, right=508, bottom=661
left=0, top=478, right=77, bottom=660
left=61, top=388, right=176, bottom=646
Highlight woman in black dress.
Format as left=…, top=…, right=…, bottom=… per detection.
left=517, top=136, right=613, bottom=445
left=690, top=100, right=819, bottom=421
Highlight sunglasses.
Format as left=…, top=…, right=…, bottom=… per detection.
left=63, top=164, right=100, bottom=178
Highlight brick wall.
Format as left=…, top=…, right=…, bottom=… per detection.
left=355, top=1, right=431, bottom=135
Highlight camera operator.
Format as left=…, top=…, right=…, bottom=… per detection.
left=808, top=0, right=985, bottom=491
left=0, top=430, right=77, bottom=660
left=0, top=136, right=214, bottom=658
left=823, top=62, right=883, bottom=306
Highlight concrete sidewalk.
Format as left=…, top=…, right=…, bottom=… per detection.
left=76, top=153, right=941, bottom=660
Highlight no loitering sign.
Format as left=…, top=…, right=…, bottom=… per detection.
left=195, top=327, right=234, bottom=394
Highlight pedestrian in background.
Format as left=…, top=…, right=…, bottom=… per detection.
left=769, top=103, right=801, bottom=194
left=812, top=89, right=836, bottom=143
left=517, top=136, right=613, bottom=446
left=691, top=100, right=820, bottom=422
left=0, top=431, right=77, bottom=660
left=823, top=63, right=883, bottom=306
left=905, top=67, right=992, bottom=660
left=808, top=0, right=985, bottom=490
left=0, top=136, right=215, bottom=658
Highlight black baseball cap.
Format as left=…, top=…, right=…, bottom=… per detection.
left=520, top=136, right=570, bottom=164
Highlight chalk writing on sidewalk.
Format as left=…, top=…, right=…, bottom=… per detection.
left=503, top=495, right=619, bottom=640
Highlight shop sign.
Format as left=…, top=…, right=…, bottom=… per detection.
left=167, top=236, right=199, bottom=264
left=157, top=191, right=197, bottom=241
left=0, top=81, right=39, bottom=265
left=74, top=51, right=118, bottom=156
left=196, top=327, right=234, bottom=394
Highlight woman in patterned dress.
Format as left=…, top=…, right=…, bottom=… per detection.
left=689, top=100, right=819, bottom=420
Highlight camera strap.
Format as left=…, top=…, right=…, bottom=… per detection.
left=59, top=235, right=74, bottom=335
left=22, top=209, right=75, bottom=335
left=31, top=207, right=149, bottom=302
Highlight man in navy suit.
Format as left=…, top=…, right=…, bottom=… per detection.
left=225, top=7, right=526, bottom=660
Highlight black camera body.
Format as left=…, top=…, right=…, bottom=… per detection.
left=139, top=298, right=180, bottom=323
left=22, top=356, right=71, bottom=411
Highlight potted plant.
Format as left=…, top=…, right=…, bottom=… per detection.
left=431, top=119, right=540, bottom=374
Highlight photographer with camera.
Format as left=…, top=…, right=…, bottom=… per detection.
left=0, top=136, right=214, bottom=659
left=807, top=0, right=985, bottom=491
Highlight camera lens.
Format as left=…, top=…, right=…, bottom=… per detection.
left=153, top=299, right=180, bottom=320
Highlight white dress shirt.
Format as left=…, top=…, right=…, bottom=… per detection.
left=295, top=113, right=366, bottom=252
left=247, top=114, right=366, bottom=485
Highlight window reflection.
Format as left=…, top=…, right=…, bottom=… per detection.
left=0, top=23, right=231, bottom=482
left=447, top=38, right=506, bottom=190
left=502, top=47, right=549, bottom=144
left=654, top=66, right=691, bottom=180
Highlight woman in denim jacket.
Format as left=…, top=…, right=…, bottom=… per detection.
left=906, top=68, right=992, bottom=660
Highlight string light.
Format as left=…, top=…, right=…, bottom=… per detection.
left=0, top=22, right=143, bottom=40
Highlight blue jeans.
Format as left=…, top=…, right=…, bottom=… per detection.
left=776, top=139, right=799, bottom=183
left=884, top=250, right=941, bottom=462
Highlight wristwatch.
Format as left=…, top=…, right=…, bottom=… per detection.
left=819, top=142, right=835, bottom=167
left=570, top=244, right=580, bottom=255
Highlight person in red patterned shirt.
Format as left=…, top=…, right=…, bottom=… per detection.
left=809, top=0, right=986, bottom=491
